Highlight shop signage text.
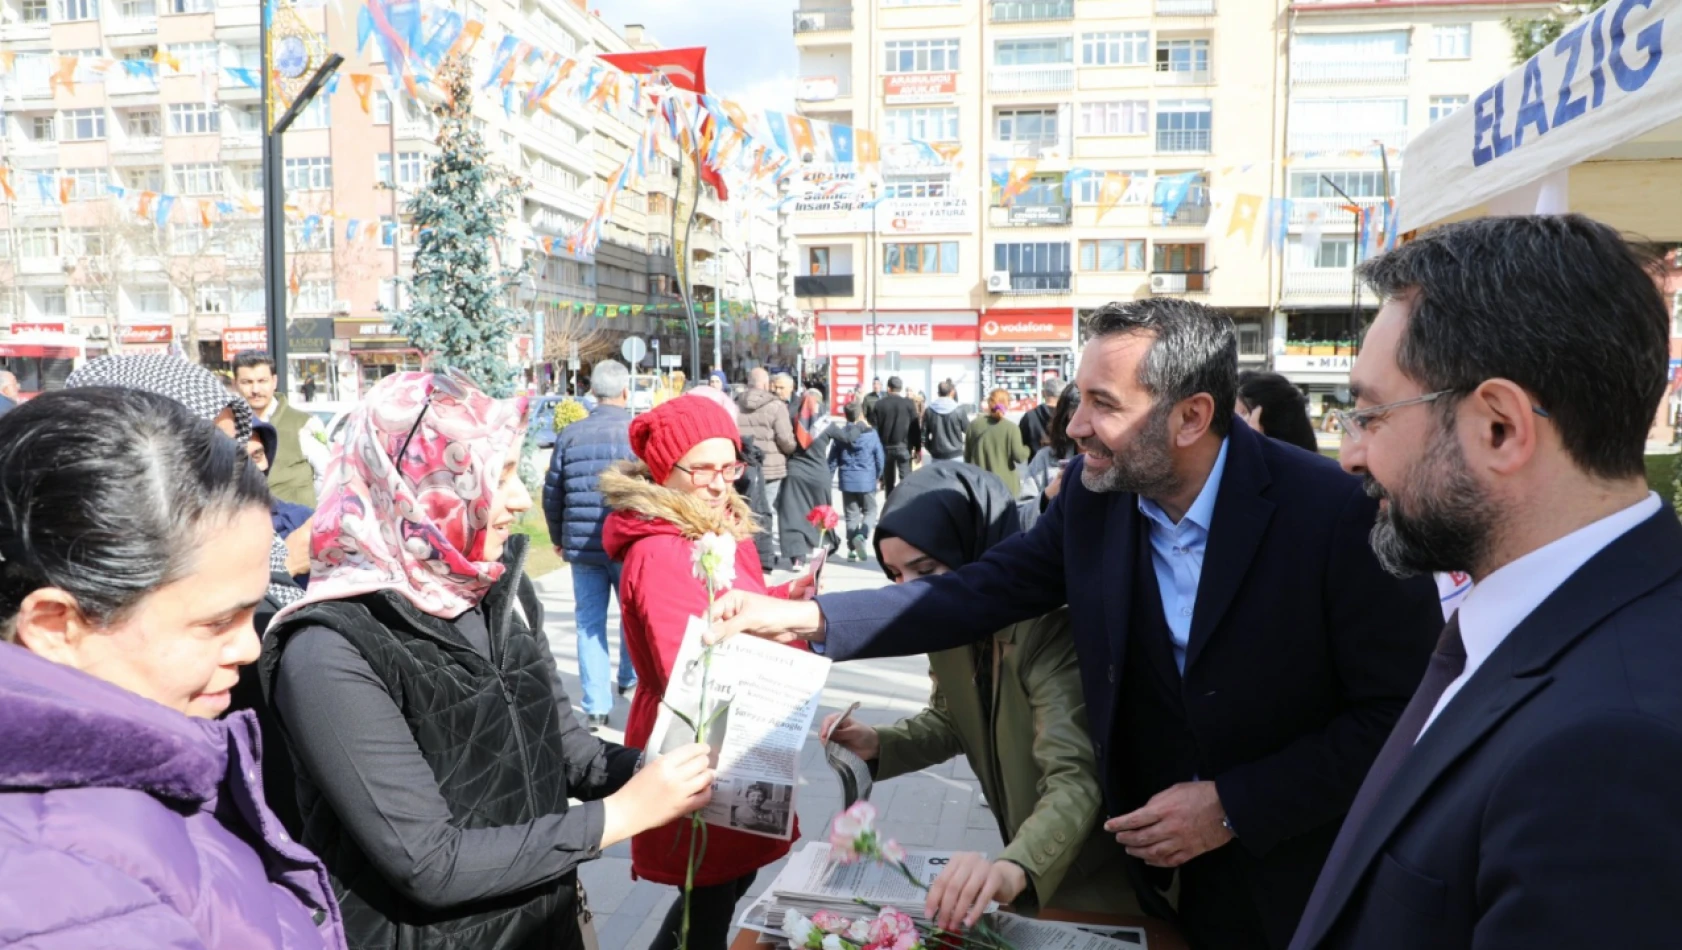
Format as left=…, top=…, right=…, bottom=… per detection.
left=1275, top=354, right=1354, bottom=373
left=120, top=325, right=174, bottom=345
left=883, top=71, right=957, bottom=104
left=222, top=327, right=268, bottom=362
left=863, top=322, right=933, bottom=341
left=10, top=323, right=65, bottom=336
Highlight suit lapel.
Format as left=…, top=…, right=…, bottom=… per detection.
left=1103, top=494, right=1139, bottom=670
left=1184, top=425, right=1275, bottom=673
left=1297, top=508, right=1682, bottom=949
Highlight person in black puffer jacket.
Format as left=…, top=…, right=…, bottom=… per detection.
left=543, top=360, right=640, bottom=726
left=262, top=372, right=716, bottom=950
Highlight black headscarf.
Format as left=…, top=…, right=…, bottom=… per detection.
left=874, top=462, right=1019, bottom=576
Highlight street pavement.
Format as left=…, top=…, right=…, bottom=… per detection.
left=532, top=538, right=1003, bottom=950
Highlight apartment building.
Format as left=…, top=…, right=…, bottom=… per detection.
left=1276, top=0, right=1551, bottom=416
left=0, top=0, right=789, bottom=399
left=791, top=0, right=1286, bottom=408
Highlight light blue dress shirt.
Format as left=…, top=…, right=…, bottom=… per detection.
left=1136, top=438, right=1229, bottom=674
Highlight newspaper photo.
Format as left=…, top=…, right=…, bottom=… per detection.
left=991, top=914, right=1148, bottom=949
left=647, top=617, right=832, bottom=840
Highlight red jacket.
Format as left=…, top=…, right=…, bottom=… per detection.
left=600, top=462, right=801, bottom=887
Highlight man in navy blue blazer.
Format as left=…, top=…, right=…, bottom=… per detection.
left=713, top=299, right=1440, bottom=949
left=1285, top=216, right=1682, bottom=950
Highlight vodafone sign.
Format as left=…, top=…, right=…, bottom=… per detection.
left=980, top=309, right=1074, bottom=344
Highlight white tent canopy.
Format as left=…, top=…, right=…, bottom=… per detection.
left=1398, top=0, right=1682, bottom=238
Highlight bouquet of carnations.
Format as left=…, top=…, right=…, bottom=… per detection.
left=786, top=907, right=928, bottom=950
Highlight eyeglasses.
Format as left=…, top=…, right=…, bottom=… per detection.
left=672, top=461, right=747, bottom=487
left=1334, top=390, right=1550, bottom=444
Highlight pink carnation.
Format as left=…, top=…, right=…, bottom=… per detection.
left=811, top=910, right=851, bottom=935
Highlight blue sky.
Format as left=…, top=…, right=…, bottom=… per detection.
left=597, top=0, right=797, bottom=112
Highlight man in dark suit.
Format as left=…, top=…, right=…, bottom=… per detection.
left=711, top=299, right=1440, bottom=948
left=872, top=376, right=922, bottom=496
left=1288, top=215, right=1682, bottom=950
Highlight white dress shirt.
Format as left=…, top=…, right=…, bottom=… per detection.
left=1418, top=491, right=1663, bottom=738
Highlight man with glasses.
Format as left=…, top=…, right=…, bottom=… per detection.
left=1290, top=215, right=1682, bottom=949
left=710, top=297, right=1439, bottom=949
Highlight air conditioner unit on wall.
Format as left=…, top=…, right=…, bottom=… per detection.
left=796, top=14, right=821, bottom=31
left=986, top=271, right=1011, bottom=293
left=1150, top=273, right=1187, bottom=294
left=87, top=324, right=109, bottom=340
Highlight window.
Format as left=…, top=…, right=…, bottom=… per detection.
left=1153, top=242, right=1205, bottom=273
left=883, top=241, right=960, bottom=275
left=39, top=288, right=68, bottom=318
left=397, top=151, right=426, bottom=187
left=1081, top=31, right=1148, bottom=67
left=64, top=167, right=108, bottom=200
left=996, top=108, right=1059, bottom=143
left=172, top=163, right=222, bottom=195
left=1155, top=39, right=1209, bottom=77
left=1431, top=23, right=1472, bottom=59
left=374, top=92, right=393, bottom=124
left=55, top=0, right=97, bottom=20
left=1289, top=170, right=1400, bottom=200
left=66, top=229, right=106, bottom=257
left=28, top=115, right=56, bottom=143
left=994, top=38, right=1072, bottom=66
left=19, top=229, right=60, bottom=258
left=169, top=223, right=222, bottom=254
left=21, top=0, right=48, bottom=22
left=231, top=285, right=263, bottom=313
left=125, top=109, right=162, bottom=138
left=286, top=221, right=333, bottom=252
left=169, top=0, right=213, bottom=11
left=135, top=287, right=170, bottom=314
left=223, top=44, right=260, bottom=72
left=1079, top=101, right=1148, bottom=137
left=1074, top=170, right=1147, bottom=204
left=14, top=52, right=51, bottom=92
left=168, top=42, right=219, bottom=75
left=379, top=215, right=397, bottom=247
left=60, top=108, right=106, bottom=141
left=0, top=290, right=15, bottom=319
left=119, top=0, right=155, bottom=18
left=169, top=103, right=219, bottom=135
left=295, top=281, right=334, bottom=313
left=283, top=157, right=333, bottom=190
left=1289, top=97, right=1407, bottom=139
left=1156, top=100, right=1211, bottom=152
left=224, top=222, right=261, bottom=258
left=1293, top=31, right=1408, bottom=62
left=124, top=166, right=165, bottom=192
left=1004, top=174, right=1065, bottom=205
left=230, top=164, right=262, bottom=191
left=883, top=176, right=951, bottom=199
left=994, top=242, right=1071, bottom=289
left=883, top=107, right=960, bottom=142
left=1293, top=236, right=1354, bottom=269
left=293, top=96, right=331, bottom=130
left=883, top=38, right=961, bottom=73
left=70, top=286, right=105, bottom=316
left=1428, top=95, right=1468, bottom=123
left=195, top=285, right=228, bottom=314
left=229, top=105, right=262, bottom=134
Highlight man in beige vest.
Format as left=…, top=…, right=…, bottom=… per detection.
left=233, top=352, right=328, bottom=508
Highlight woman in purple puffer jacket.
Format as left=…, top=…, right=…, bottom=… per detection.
left=0, top=387, right=346, bottom=950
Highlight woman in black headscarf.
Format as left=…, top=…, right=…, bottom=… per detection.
left=819, top=464, right=1137, bottom=932
left=774, top=389, right=844, bottom=569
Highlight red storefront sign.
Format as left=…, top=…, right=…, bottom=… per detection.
left=222, top=328, right=268, bottom=362
left=9, top=323, right=66, bottom=336
left=882, top=72, right=956, bottom=104
left=979, top=308, right=1076, bottom=344
left=121, top=324, right=174, bottom=345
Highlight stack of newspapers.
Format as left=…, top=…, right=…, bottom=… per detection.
left=737, top=843, right=1150, bottom=949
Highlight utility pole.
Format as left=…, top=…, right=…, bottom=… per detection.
left=260, top=4, right=341, bottom=395
left=1319, top=174, right=1363, bottom=355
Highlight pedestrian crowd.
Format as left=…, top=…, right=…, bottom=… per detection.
left=3, top=215, right=1681, bottom=950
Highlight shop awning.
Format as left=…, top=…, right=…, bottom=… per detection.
left=1398, top=0, right=1682, bottom=235
left=0, top=344, right=80, bottom=359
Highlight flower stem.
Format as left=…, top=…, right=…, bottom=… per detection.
left=677, top=578, right=718, bottom=949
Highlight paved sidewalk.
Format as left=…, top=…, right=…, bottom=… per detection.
left=533, top=546, right=1002, bottom=950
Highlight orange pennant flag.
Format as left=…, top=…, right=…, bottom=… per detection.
left=1002, top=159, right=1038, bottom=205
left=351, top=73, right=374, bottom=113
left=1226, top=193, right=1262, bottom=243
left=786, top=115, right=815, bottom=159
left=199, top=199, right=212, bottom=227
left=0, top=167, right=13, bottom=202
left=153, top=48, right=181, bottom=72
left=289, top=272, right=300, bottom=297
left=137, top=191, right=156, bottom=219
left=1096, top=172, right=1127, bottom=221
left=58, top=176, right=72, bottom=205
left=855, top=129, right=879, bottom=167
left=51, top=55, right=78, bottom=95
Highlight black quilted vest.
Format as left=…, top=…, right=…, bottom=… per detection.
left=264, top=537, right=583, bottom=950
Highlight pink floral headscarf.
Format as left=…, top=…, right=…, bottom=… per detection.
left=273, top=372, right=528, bottom=623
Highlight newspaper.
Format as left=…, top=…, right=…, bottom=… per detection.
left=991, top=915, right=1148, bottom=949
left=647, top=617, right=832, bottom=840
left=822, top=701, right=874, bottom=808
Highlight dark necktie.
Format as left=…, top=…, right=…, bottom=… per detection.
left=1290, top=614, right=1467, bottom=949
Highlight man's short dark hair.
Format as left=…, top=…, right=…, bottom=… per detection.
left=232, top=351, right=276, bottom=375
left=887, top=376, right=904, bottom=392
left=1358, top=214, right=1668, bottom=481
left=1085, top=298, right=1237, bottom=437
left=845, top=401, right=864, bottom=423
left=937, top=380, right=954, bottom=398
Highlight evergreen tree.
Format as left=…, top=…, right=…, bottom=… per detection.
left=386, top=54, right=528, bottom=397
left=1505, top=1, right=1609, bottom=63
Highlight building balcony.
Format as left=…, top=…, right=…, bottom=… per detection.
left=796, top=74, right=852, bottom=102
left=997, top=202, right=1072, bottom=226
left=214, top=3, right=260, bottom=29
left=1156, top=0, right=1215, bottom=14
left=999, top=271, right=1072, bottom=294
left=1148, top=270, right=1210, bottom=293
left=0, top=21, right=50, bottom=43
left=1152, top=202, right=1212, bottom=226
left=795, top=274, right=854, bottom=297
left=105, top=15, right=158, bottom=41
left=1156, top=66, right=1212, bottom=86
left=1291, top=58, right=1409, bottom=84
left=7, top=143, right=59, bottom=170
left=1282, top=269, right=1370, bottom=299
left=793, top=7, right=852, bottom=33
left=990, top=137, right=1072, bottom=159
left=990, top=0, right=1072, bottom=22
left=106, top=72, right=161, bottom=103
left=1289, top=196, right=1386, bottom=226
left=1156, top=129, right=1212, bottom=153
left=989, top=64, right=1075, bottom=94
left=1287, top=129, right=1408, bottom=154
left=397, top=120, right=437, bottom=144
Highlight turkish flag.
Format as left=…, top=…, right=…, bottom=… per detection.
left=599, top=47, right=728, bottom=201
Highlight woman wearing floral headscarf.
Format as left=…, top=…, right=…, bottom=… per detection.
left=260, top=372, right=717, bottom=950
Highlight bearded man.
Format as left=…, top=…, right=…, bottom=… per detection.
left=709, top=298, right=1439, bottom=949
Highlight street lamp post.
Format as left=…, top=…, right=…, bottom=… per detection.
left=260, top=36, right=343, bottom=395
left=721, top=242, right=762, bottom=377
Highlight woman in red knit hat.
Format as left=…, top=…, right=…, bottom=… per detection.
left=600, top=393, right=815, bottom=950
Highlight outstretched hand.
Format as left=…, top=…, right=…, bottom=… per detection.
left=705, top=589, right=825, bottom=646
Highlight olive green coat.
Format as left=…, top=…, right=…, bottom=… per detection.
left=963, top=416, right=1031, bottom=496
left=874, top=609, right=1137, bottom=915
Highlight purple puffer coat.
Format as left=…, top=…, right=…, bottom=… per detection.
left=0, top=641, right=347, bottom=950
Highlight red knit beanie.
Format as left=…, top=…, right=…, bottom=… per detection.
left=629, top=393, right=742, bottom=484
